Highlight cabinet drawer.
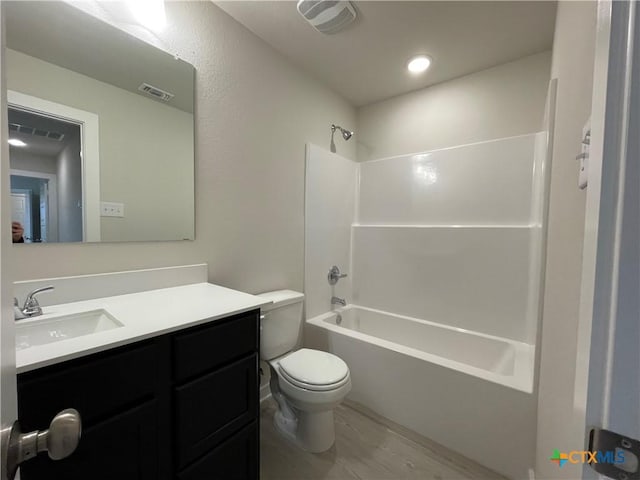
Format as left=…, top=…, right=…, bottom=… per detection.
left=21, top=400, right=160, bottom=480
left=177, top=421, right=258, bottom=480
left=173, top=310, right=258, bottom=383
left=18, top=341, right=163, bottom=430
left=175, top=354, right=258, bottom=468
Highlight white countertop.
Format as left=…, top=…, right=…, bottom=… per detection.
left=16, top=283, right=271, bottom=374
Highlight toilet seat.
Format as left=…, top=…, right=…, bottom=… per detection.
left=275, top=348, right=350, bottom=392
left=279, top=368, right=351, bottom=392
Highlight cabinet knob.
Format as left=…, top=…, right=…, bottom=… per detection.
left=5, top=408, right=82, bottom=480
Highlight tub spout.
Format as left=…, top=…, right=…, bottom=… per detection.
left=331, top=296, right=347, bottom=306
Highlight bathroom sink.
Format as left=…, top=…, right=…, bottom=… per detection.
left=15, top=309, right=123, bottom=350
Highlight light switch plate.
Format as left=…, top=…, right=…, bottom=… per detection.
left=100, top=201, right=125, bottom=217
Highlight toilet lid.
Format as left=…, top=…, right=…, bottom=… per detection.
left=278, top=349, right=349, bottom=387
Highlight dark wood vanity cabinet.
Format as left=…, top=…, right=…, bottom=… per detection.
left=17, top=309, right=260, bottom=480
left=18, top=339, right=170, bottom=480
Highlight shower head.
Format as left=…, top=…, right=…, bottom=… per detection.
left=330, top=124, right=353, bottom=153
left=331, top=124, right=354, bottom=141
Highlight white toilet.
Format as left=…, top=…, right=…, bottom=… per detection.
left=258, top=290, right=351, bottom=453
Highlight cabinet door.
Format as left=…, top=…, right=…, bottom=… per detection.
left=174, top=354, right=258, bottom=468
left=20, top=400, right=159, bottom=480
left=177, top=421, right=258, bottom=480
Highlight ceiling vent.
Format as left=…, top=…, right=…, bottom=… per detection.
left=296, top=0, right=357, bottom=34
left=9, top=122, right=65, bottom=141
left=138, top=83, right=174, bottom=102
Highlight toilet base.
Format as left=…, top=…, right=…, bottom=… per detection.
left=273, top=408, right=297, bottom=443
left=274, top=406, right=336, bottom=453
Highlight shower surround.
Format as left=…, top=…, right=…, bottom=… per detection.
left=304, top=133, right=548, bottom=479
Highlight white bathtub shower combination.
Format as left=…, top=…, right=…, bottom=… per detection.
left=303, top=134, right=549, bottom=479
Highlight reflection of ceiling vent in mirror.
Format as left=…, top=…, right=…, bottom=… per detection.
left=138, top=83, right=174, bottom=102
left=9, top=122, right=65, bottom=141
left=297, top=0, right=357, bottom=34
left=46, top=131, right=65, bottom=141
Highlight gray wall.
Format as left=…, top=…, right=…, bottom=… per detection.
left=56, top=134, right=82, bottom=243
left=9, top=150, right=57, bottom=174
left=356, top=51, right=552, bottom=161
left=12, top=2, right=357, bottom=296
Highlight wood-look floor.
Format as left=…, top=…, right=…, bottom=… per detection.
left=260, top=399, right=507, bottom=480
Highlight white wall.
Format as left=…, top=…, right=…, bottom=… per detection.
left=352, top=134, right=545, bottom=344
left=356, top=51, right=551, bottom=162
left=7, top=48, right=194, bottom=242
left=357, top=135, right=538, bottom=225
left=304, top=144, right=357, bottom=319
left=535, top=2, right=596, bottom=479
left=10, top=2, right=356, bottom=296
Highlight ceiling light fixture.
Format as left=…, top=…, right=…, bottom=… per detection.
left=8, top=139, right=27, bottom=147
left=127, top=0, right=166, bottom=32
left=407, top=55, right=432, bottom=74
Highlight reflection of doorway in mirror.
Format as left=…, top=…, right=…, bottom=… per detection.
left=8, top=102, right=86, bottom=242
left=10, top=171, right=58, bottom=243
left=8, top=90, right=101, bottom=242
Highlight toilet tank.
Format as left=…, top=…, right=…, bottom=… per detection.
left=258, top=290, right=304, bottom=360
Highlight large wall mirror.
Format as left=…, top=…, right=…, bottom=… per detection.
left=6, top=2, right=195, bottom=243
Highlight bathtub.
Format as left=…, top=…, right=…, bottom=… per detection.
left=307, top=305, right=534, bottom=392
left=305, top=305, right=537, bottom=479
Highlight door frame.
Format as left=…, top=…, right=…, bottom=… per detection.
left=0, top=2, right=19, bottom=478
left=8, top=91, right=100, bottom=242
left=572, top=0, right=639, bottom=476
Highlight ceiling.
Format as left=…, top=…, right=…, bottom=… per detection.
left=215, top=1, right=557, bottom=107
left=9, top=108, right=79, bottom=157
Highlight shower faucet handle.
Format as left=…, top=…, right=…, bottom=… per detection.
left=328, top=266, right=348, bottom=285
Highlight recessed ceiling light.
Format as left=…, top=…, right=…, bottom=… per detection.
left=407, top=55, right=432, bottom=74
left=8, top=138, right=26, bottom=147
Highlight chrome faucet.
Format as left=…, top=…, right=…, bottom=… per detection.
left=331, top=296, right=347, bottom=307
left=14, top=286, right=55, bottom=320
left=328, top=266, right=348, bottom=285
